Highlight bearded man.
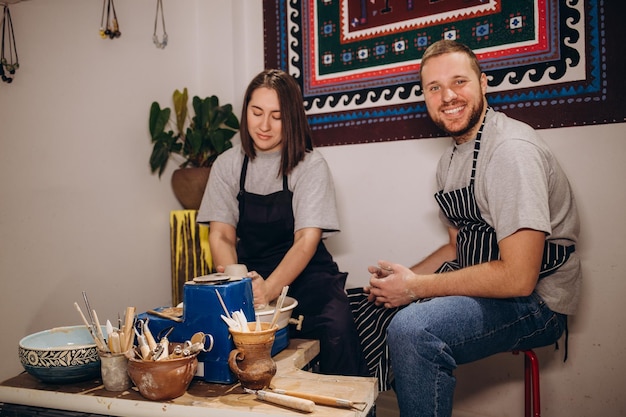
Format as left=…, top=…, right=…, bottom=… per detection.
left=365, top=40, right=581, bottom=417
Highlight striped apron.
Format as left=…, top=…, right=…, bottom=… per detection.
left=433, top=110, right=575, bottom=276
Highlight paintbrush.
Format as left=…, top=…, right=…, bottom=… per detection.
left=73, top=302, right=106, bottom=351
left=269, top=286, right=289, bottom=329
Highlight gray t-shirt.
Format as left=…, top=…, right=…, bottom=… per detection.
left=197, top=145, right=340, bottom=238
left=436, top=110, right=581, bottom=315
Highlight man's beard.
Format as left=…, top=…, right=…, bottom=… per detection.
left=434, top=99, right=485, bottom=139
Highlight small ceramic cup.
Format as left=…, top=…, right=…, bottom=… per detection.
left=99, top=351, right=131, bottom=391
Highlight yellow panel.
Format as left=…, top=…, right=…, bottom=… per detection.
left=170, top=210, right=213, bottom=306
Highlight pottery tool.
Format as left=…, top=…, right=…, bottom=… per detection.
left=134, top=320, right=152, bottom=360
left=91, top=309, right=109, bottom=353
left=147, top=309, right=183, bottom=322
left=73, top=302, right=106, bottom=351
left=80, top=291, right=108, bottom=351
left=232, top=310, right=249, bottom=332
left=220, top=314, right=241, bottom=331
left=270, top=388, right=367, bottom=411
left=269, top=286, right=289, bottom=329
left=122, top=306, right=136, bottom=352
left=244, top=388, right=315, bottom=413
left=142, top=318, right=158, bottom=350
left=152, top=326, right=174, bottom=361
left=215, top=289, right=232, bottom=319
left=82, top=291, right=96, bottom=329
left=170, top=333, right=211, bottom=359
left=109, top=331, right=122, bottom=353
left=106, top=320, right=115, bottom=339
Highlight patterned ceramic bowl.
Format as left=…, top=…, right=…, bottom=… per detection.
left=18, top=325, right=102, bottom=384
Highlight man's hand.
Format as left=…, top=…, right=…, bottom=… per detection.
left=365, top=261, right=418, bottom=308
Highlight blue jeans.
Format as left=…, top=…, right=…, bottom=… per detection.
left=386, top=293, right=567, bottom=417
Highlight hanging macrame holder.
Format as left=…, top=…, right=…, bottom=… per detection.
left=153, top=0, right=168, bottom=49
left=99, top=0, right=121, bottom=40
left=1, top=4, right=19, bottom=84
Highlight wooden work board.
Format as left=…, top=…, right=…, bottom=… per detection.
left=0, top=339, right=378, bottom=417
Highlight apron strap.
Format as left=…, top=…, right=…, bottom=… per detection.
left=239, top=155, right=249, bottom=192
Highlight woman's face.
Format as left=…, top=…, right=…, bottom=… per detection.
left=246, top=87, right=283, bottom=153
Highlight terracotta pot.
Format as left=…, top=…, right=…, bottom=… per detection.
left=171, top=167, right=211, bottom=210
left=127, top=350, right=198, bottom=401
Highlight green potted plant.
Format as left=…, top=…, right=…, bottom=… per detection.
left=148, top=88, right=240, bottom=209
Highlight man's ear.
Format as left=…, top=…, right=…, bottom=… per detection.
left=480, top=72, right=488, bottom=95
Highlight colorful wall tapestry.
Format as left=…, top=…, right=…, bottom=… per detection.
left=263, top=0, right=625, bottom=147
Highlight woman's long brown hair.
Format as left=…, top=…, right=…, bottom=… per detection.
left=240, top=69, right=314, bottom=177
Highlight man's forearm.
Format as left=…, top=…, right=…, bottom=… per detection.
left=410, top=242, right=457, bottom=275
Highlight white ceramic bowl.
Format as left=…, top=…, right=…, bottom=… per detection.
left=254, top=296, right=298, bottom=330
left=18, top=325, right=102, bottom=384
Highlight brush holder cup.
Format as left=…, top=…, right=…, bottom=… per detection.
left=99, top=351, right=131, bottom=391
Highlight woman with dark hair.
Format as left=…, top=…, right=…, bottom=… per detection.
left=197, top=69, right=368, bottom=376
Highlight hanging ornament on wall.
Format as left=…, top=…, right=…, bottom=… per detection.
left=153, top=0, right=168, bottom=49
left=1, top=4, right=19, bottom=84
left=99, top=0, right=121, bottom=40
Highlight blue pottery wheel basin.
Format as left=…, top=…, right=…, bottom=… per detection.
left=18, top=325, right=102, bottom=384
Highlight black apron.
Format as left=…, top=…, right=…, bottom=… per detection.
left=236, top=155, right=368, bottom=376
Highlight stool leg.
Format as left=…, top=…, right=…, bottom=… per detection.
left=523, top=352, right=531, bottom=417
left=523, top=350, right=541, bottom=417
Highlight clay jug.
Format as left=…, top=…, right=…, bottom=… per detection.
left=228, top=322, right=277, bottom=390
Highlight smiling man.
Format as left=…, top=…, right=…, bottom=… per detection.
left=421, top=44, right=487, bottom=143
left=364, top=40, right=581, bottom=416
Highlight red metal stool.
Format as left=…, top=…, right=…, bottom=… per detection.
left=512, top=349, right=541, bottom=417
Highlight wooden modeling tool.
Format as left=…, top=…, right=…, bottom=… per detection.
left=244, top=388, right=315, bottom=413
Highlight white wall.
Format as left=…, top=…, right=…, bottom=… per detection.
left=1, top=1, right=625, bottom=416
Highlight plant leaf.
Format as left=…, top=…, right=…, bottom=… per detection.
left=149, top=102, right=171, bottom=140
left=173, top=88, right=188, bottom=134
left=149, top=90, right=240, bottom=173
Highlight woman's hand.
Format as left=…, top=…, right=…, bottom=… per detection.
left=249, top=271, right=270, bottom=309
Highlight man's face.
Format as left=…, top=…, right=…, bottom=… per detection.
left=421, top=52, right=487, bottom=143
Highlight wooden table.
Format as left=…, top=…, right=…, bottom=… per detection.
left=0, top=339, right=378, bottom=417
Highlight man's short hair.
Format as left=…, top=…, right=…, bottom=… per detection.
left=419, top=40, right=482, bottom=80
